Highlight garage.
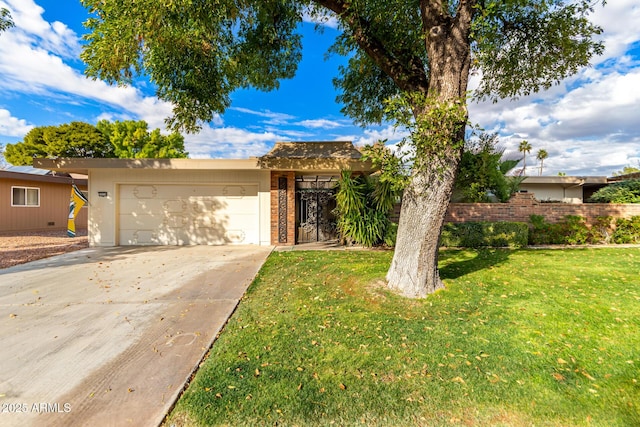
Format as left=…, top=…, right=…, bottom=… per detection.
left=118, top=183, right=259, bottom=245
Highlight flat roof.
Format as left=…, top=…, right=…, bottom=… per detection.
left=33, top=158, right=262, bottom=175
left=521, top=176, right=608, bottom=186
left=0, top=169, right=87, bottom=185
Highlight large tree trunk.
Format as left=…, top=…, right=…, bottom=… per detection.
left=386, top=145, right=461, bottom=297
left=386, top=1, right=473, bottom=297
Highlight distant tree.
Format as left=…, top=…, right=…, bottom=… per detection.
left=4, top=122, right=112, bottom=165
left=454, top=133, right=522, bottom=203
left=536, top=149, right=549, bottom=176
left=612, top=165, right=640, bottom=177
left=96, top=120, right=188, bottom=158
left=518, top=140, right=533, bottom=175
left=0, top=8, right=14, bottom=33
left=5, top=120, right=187, bottom=165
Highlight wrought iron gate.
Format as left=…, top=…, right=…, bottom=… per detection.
left=296, top=189, right=337, bottom=243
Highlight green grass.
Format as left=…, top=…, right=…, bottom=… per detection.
left=166, top=248, right=640, bottom=426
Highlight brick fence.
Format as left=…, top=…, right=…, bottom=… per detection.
left=444, top=192, right=640, bottom=224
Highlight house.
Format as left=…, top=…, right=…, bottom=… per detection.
left=518, top=176, right=608, bottom=204
left=34, top=141, right=372, bottom=247
left=0, top=166, right=88, bottom=233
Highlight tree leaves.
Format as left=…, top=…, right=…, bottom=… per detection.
left=4, top=119, right=187, bottom=165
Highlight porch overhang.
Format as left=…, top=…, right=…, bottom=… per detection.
left=258, top=141, right=374, bottom=173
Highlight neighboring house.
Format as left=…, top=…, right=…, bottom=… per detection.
left=607, top=172, right=640, bottom=182
left=34, top=141, right=372, bottom=247
left=0, top=166, right=88, bottom=233
left=519, top=176, right=608, bottom=204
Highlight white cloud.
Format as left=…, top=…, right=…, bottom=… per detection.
left=4, top=0, right=80, bottom=59
left=468, top=2, right=640, bottom=177
left=229, top=107, right=296, bottom=125
left=0, top=0, right=197, bottom=138
left=302, top=7, right=339, bottom=30
left=349, top=125, right=408, bottom=148
left=296, top=118, right=345, bottom=129
left=184, top=126, right=280, bottom=159
left=0, top=109, right=34, bottom=137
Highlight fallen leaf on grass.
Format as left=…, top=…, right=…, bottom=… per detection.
left=451, top=376, right=466, bottom=384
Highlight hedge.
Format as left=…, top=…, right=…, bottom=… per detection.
left=440, top=221, right=529, bottom=248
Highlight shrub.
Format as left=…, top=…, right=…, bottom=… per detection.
left=588, top=179, right=640, bottom=203
left=611, top=216, right=640, bottom=244
left=528, top=215, right=640, bottom=245
left=528, top=214, right=565, bottom=245
left=440, top=222, right=528, bottom=248
left=528, top=215, right=593, bottom=245
left=563, top=215, right=590, bottom=245
left=335, top=170, right=400, bottom=247
left=590, top=216, right=614, bottom=244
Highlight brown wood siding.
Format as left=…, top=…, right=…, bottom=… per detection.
left=0, top=178, right=87, bottom=232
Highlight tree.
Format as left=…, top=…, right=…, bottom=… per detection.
left=453, top=133, right=522, bottom=203
left=612, top=165, right=640, bottom=177
left=81, top=0, right=605, bottom=297
left=518, top=140, right=533, bottom=176
left=4, top=122, right=112, bottom=165
left=589, top=180, right=640, bottom=204
left=96, top=120, right=188, bottom=159
left=0, top=8, right=13, bottom=33
left=536, top=149, right=549, bottom=176
left=5, top=120, right=187, bottom=165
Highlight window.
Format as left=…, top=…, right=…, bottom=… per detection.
left=12, top=186, right=40, bottom=207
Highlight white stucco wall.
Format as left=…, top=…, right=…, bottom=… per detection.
left=518, top=183, right=584, bottom=204
left=88, top=168, right=271, bottom=246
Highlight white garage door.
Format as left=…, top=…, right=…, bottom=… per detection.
left=118, top=184, right=259, bottom=245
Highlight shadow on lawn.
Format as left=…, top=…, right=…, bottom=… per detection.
left=439, top=248, right=513, bottom=280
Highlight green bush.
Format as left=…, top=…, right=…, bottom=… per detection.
left=440, top=221, right=529, bottom=248
left=590, top=216, right=614, bottom=244
left=334, top=170, right=401, bottom=247
left=588, top=179, right=640, bottom=203
left=528, top=214, right=565, bottom=245
left=528, top=214, right=640, bottom=245
left=529, top=214, right=594, bottom=245
left=612, top=216, right=640, bottom=244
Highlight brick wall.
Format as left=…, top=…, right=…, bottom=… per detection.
left=270, top=171, right=296, bottom=245
left=444, top=192, right=640, bottom=224
left=391, top=192, right=640, bottom=225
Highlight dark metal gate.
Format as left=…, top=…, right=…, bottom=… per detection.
left=296, top=188, right=337, bottom=243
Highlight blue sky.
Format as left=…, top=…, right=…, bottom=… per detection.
left=0, top=0, right=639, bottom=176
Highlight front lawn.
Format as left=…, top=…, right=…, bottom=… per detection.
left=166, top=248, right=640, bottom=426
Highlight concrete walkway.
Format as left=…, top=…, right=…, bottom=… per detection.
left=0, top=245, right=272, bottom=427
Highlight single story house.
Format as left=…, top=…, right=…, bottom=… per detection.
left=34, top=141, right=372, bottom=247
left=0, top=166, right=88, bottom=233
left=519, top=176, right=608, bottom=204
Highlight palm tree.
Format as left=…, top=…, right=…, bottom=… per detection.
left=0, top=8, right=14, bottom=33
left=536, top=149, right=548, bottom=176
left=518, top=140, right=532, bottom=175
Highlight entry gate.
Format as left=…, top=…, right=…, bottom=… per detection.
left=296, top=188, right=337, bottom=243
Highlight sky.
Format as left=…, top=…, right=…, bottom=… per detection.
left=0, top=0, right=639, bottom=177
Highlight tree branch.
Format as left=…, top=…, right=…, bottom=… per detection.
left=311, top=0, right=429, bottom=92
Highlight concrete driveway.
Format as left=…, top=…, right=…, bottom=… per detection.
left=0, top=245, right=272, bottom=427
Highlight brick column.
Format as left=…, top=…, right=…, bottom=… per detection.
left=270, top=171, right=296, bottom=245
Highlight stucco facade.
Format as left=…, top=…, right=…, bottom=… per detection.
left=0, top=169, right=87, bottom=233
left=34, top=142, right=373, bottom=247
